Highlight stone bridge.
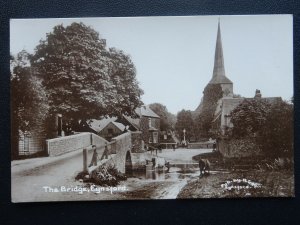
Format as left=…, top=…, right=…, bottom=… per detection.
left=46, top=131, right=148, bottom=174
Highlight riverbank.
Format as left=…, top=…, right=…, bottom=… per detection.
left=177, top=170, right=294, bottom=198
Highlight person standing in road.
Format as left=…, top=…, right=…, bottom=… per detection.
left=88, top=145, right=98, bottom=167
left=213, top=141, right=217, bottom=151
left=100, top=143, right=109, bottom=160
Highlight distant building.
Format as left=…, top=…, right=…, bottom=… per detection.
left=98, top=121, right=126, bottom=141
left=87, top=105, right=160, bottom=145
left=160, top=131, right=178, bottom=149
left=195, top=20, right=233, bottom=115
left=195, top=20, right=282, bottom=136
left=135, top=105, right=160, bottom=145
left=211, top=91, right=282, bottom=135
left=17, top=129, right=46, bottom=157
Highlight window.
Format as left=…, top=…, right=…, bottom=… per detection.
left=153, top=132, right=158, bottom=143
left=148, top=118, right=151, bottom=127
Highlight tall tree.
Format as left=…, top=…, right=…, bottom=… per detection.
left=259, top=100, right=293, bottom=157
left=149, top=103, right=176, bottom=131
left=175, top=110, right=195, bottom=142
left=230, top=99, right=270, bottom=138
left=229, top=98, right=293, bottom=157
left=196, top=84, right=223, bottom=138
left=108, top=48, right=144, bottom=116
left=11, top=50, right=49, bottom=159
left=31, top=22, right=143, bottom=126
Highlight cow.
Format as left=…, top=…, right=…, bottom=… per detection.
left=198, top=157, right=210, bottom=177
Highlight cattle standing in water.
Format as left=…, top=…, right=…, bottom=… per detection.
left=198, top=157, right=210, bottom=177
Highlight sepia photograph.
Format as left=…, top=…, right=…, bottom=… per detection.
left=10, top=15, right=294, bottom=202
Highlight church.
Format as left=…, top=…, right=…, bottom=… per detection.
left=195, top=20, right=281, bottom=136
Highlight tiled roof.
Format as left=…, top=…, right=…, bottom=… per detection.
left=111, top=122, right=126, bottom=132
left=89, top=117, right=117, bottom=133
left=123, top=115, right=140, bottom=130
left=135, top=105, right=160, bottom=118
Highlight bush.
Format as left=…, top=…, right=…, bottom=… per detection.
left=91, top=164, right=127, bottom=186
left=228, top=138, right=261, bottom=158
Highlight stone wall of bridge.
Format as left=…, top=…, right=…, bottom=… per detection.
left=46, top=132, right=108, bottom=157
left=46, top=133, right=92, bottom=156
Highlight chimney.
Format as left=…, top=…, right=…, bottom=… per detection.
left=254, top=89, right=262, bottom=99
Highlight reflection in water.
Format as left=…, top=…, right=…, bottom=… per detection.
left=130, top=163, right=199, bottom=181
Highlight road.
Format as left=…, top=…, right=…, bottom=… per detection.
left=11, top=148, right=212, bottom=202
left=11, top=147, right=102, bottom=202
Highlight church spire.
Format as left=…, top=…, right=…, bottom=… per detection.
left=209, top=19, right=232, bottom=84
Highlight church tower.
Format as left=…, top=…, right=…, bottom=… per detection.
left=209, top=20, right=233, bottom=97
left=194, top=20, right=233, bottom=115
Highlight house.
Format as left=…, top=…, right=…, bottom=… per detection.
left=17, top=129, right=46, bottom=157
left=86, top=105, right=161, bottom=145
left=116, top=105, right=161, bottom=145
left=160, top=131, right=178, bottom=149
left=135, top=105, right=160, bottom=145
left=211, top=90, right=282, bottom=135
left=98, top=121, right=126, bottom=141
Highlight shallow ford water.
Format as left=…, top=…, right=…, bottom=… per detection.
left=129, top=163, right=200, bottom=181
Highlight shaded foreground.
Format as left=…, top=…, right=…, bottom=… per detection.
left=177, top=170, right=294, bottom=198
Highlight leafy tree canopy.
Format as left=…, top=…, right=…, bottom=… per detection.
left=196, top=84, right=223, bottom=138
left=11, top=50, right=49, bottom=133
left=11, top=50, right=49, bottom=159
left=230, top=99, right=270, bottom=137
left=229, top=98, right=293, bottom=157
left=149, top=103, right=176, bottom=131
left=31, top=22, right=143, bottom=122
left=175, top=109, right=195, bottom=141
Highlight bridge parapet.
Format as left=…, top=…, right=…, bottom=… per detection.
left=46, top=132, right=108, bottom=156
left=86, top=131, right=147, bottom=174
left=46, top=133, right=92, bottom=156
left=111, top=132, right=131, bottom=155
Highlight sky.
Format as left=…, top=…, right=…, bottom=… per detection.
left=10, top=15, right=293, bottom=114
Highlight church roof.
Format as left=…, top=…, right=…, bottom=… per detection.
left=209, top=20, right=233, bottom=85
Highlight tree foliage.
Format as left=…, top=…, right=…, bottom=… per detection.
left=175, top=110, right=195, bottom=141
left=31, top=22, right=143, bottom=123
left=149, top=103, right=176, bottom=131
left=259, top=100, right=293, bottom=157
left=196, top=84, right=223, bottom=138
left=230, top=99, right=270, bottom=137
left=108, top=48, right=144, bottom=116
left=229, top=98, right=293, bottom=157
left=11, top=50, right=49, bottom=159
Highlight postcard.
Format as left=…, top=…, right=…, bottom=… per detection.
left=10, top=15, right=294, bottom=202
